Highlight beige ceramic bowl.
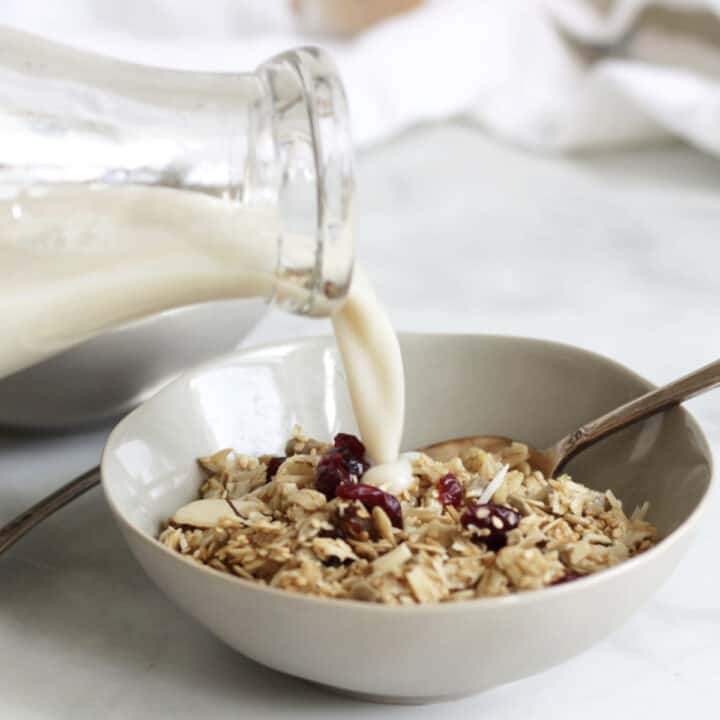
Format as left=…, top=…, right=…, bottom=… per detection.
left=101, top=334, right=714, bottom=703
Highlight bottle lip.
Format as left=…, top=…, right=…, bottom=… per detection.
left=258, top=47, right=354, bottom=316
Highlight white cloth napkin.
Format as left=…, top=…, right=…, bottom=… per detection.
left=1, top=0, right=719, bottom=154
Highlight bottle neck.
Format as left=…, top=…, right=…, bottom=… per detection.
left=256, top=48, right=354, bottom=316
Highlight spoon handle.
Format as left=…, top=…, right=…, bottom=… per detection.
left=0, top=465, right=100, bottom=555
left=554, top=359, right=720, bottom=471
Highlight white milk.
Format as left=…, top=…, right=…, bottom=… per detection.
left=332, top=268, right=411, bottom=493
left=0, top=185, right=282, bottom=378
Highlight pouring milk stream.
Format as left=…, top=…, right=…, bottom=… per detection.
left=0, top=29, right=409, bottom=489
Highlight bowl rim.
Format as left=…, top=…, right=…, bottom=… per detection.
left=101, top=332, right=716, bottom=615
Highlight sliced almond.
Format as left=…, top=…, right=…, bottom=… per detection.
left=289, top=488, right=327, bottom=512
left=311, top=537, right=356, bottom=563
left=197, top=449, right=234, bottom=474
left=172, top=499, right=239, bottom=528
left=371, top=542, right=411, bottom=576
left=350, top=540, right=378, bottom=560
left=371, top=506, right=396, bottom=545
left=406, top=565, right=446, bottom=604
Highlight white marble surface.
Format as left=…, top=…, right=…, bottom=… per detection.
left=1, top=125, right=719, bottom=719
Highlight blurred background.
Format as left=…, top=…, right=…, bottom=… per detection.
left=1, top=3, right=719, bottom=717
left=2, top=0, right=719, bottom=152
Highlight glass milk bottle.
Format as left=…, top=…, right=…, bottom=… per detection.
left=0, top=27, right=354, bottom=396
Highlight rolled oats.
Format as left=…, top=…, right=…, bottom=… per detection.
left=159, top=431, right=658, bottom=605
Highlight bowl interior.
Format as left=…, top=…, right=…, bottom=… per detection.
left=103, top=334, right=712, bottom=542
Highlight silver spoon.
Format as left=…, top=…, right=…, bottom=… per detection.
left=1, top=359, right=718, bottom=555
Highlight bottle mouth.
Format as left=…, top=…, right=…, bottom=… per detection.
left=257, top=47, right=354, bottom=316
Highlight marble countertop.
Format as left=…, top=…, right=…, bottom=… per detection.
left=2, top=125, right=718, bottom=719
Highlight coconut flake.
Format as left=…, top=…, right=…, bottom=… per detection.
left=477, top=464, right=509, bottom=504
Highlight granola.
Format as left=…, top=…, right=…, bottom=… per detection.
left=158, top=427, right=657, bottom=605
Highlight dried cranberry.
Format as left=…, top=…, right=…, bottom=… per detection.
left=334, top=433, right=366, bottom=459
left=437, top=473, right=463, bottom=508
left=315, top=436, right=370, bottom=499
left=335, top=434, right=370, bottom=478
left=265, top=456, right=285, bottom=480
left=336, top=482, right=403, bottom=528
left=552, top=571, right=583, bottom=586
left=316, top=452, right=350, bottom=498
left=461, top=501, right=520, bottom=551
